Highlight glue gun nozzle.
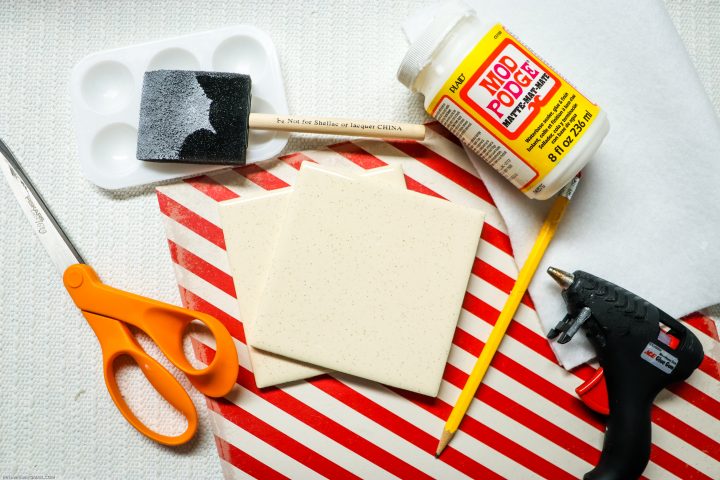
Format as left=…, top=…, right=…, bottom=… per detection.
left=547, top=267, right=574, bottom=289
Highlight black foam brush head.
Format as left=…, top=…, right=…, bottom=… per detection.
left=137, top=70, right=252, bottom=165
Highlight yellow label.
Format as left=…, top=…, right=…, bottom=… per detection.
left=428, top=24, right=600, bottom=193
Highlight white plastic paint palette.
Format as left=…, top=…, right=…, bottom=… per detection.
left=70, top=26, right=289, bottom=189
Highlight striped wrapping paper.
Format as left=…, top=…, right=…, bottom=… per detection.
left=156, top=123, right=720, bottom=480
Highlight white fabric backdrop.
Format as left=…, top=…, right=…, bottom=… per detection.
left=0, top=1, right=717, bottom=478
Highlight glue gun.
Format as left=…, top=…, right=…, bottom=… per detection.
left=546, top=268, right=704, bottom=480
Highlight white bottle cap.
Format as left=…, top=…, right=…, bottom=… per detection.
left=397, top=1, right=476, bottom=91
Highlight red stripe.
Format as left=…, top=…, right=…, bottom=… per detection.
left=649, top=444, right=714, bottom=480
left=279, top=152, right=315, bottom=169
left=403, top=375, right=713, bottom=480
left=480, top=222, right=514, bottom=256
left=462, top=292, right=558, bottom=363
left=214, top=435, right=288, bottom=480
left=450, top=329, right=720, bottom=474
left=465, top=292, right=720, bottom=468
left=168, top=240, right=236, bottom=298
left=200, top=326, right=599, bottom=479
left=196, top=346, right=341, bottom=479
left=575, top=364, right=720, bottom=466
left=403, top=175, right=446, bottom=199
left=193, top=314, right=552, bottom=478
left=178, top=287, right=246, bottom=343
left=698, top=355, right=720, bottom=381
left=184, top=175, right=239, bottom=202
left=329, top=142, right=387, bottom=169
left=309, top=375, right=505, bottom=480
left=197, top=343, right=432, bottom=480
left=394, top=388, right=576, bottom=480
left=478, top=293, right=716, bottom=466
left=473, top=258, right=533, bottom=308
left=236, top=164, right=291, bottom=190
left=157, top=191, right=226, bottom=249
left=650, top=405, right=720, bottom=462
left=196, top=338, right=361, bottom=480
left=208, top=396, right=362, bottom=480
left=236, top=364, right=432, bottom=480
left=455, top=302, right=720, bottom=475
left=473, top=258, right=515, bottom=294
left=199, top=340, right=494, bottom=479
left=387, top=140, right=495, bottom=206
left=329, top=141, right=447, bottom=200
left=425, top=121, right=463, bottom=147
left=685, top=310, right=720, bottom=383
left=668, top=381, right=720, bottom=421
left=452, top=327, right=604, bottom=431
left=464, top=282, right=720, bottom=453
left=443, top=363, right=601, bottom=465
left=683, top=312, right=719, bottom=340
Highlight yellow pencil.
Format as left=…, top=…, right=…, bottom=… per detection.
left=436, top=174, right=582, bottom=457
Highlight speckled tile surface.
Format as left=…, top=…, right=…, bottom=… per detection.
left=219, top=164, right=405, bottom=388
left=250, top=163, right=485, bottom=397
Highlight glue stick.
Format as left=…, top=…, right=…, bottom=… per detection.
left=397, top=4, right=609, bottom=200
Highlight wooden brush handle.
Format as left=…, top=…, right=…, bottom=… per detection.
left=248, top=113, right=425, bottom=140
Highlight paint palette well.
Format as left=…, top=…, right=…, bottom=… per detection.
left=70, top=25, right=289, bottom=189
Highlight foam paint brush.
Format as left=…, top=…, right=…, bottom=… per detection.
left=137, top=70, right=426, bottom=165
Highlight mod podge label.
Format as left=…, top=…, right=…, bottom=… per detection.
left=427, top=24, right=600, bottom=194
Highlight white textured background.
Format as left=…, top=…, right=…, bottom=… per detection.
left=0, top=1, right=717, bottom=479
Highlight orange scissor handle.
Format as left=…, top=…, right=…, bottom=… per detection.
left=82, top=310, right=198, bottom=446
left=63, top=264, right=239, bottom=443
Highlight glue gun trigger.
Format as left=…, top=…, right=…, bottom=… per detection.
left=558, top=307, right=592, bottom=344
left=547, top=314, right=573, bottom=340
left=548, top=307, right=593, bottom=344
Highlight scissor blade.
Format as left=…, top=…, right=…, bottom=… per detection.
left=0, top=139, right=83, bottom=275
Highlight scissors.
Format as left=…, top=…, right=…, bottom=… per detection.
left=0, top=138, right=238, bottom=446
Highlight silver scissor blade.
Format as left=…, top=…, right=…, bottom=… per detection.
left=0, top=138, right=84, bottom=275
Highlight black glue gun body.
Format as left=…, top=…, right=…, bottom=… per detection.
left=546, top=269, right=704, bottom=480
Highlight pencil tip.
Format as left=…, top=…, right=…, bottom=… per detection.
left=435, top=429, right=454, bottom=458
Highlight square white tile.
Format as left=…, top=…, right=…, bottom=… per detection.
left=219, top=163, right=405, bottom=387
left=250, top=163, right=485, bottom=396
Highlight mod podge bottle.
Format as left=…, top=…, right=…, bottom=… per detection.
left=398, top=3, right=609, bottom=199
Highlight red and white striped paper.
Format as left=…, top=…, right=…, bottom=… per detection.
left=157, top=123, right=720, bottom=479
